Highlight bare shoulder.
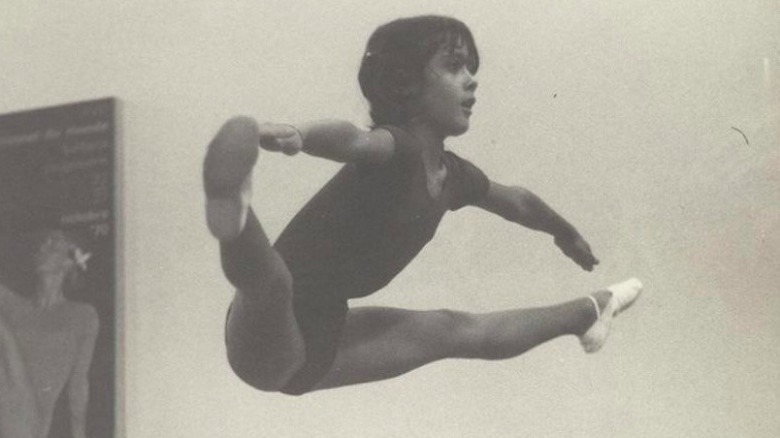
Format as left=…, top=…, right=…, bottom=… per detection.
left=62, top=302, right=100, bottom=333
left=368, top=126, right=395, bottom=145
left=358, top=126, right=396, bottom=164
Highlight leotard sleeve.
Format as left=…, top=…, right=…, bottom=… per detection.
left=444, top=151, right=490, bottom=211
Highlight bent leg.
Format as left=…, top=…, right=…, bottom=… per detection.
left=203, top=119, right=306, bottom=392
left=312, top=296, right=605, bottom=392
left=222, top=209, right=305, bottom=392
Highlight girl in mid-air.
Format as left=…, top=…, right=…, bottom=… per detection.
left=202, top=15, right=643, bottom=396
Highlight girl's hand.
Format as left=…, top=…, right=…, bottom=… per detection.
left=258, top=123, right=303, bottom=156
left=554, top=233, right=599, bottom=271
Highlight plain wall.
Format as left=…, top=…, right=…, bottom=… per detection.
left=2, top=1, right=779, bottom=437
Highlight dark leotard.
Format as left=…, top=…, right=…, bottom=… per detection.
left=226, top=125, right=490, bottom=395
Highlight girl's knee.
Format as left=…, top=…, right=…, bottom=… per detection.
left=232, top=260, right=293, bottom=301
left=223, top=251, right=292, bottom=294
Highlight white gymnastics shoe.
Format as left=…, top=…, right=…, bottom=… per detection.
left=580, top=277, right=643, bottom=353
left=203, top=117, right=260, bottom=241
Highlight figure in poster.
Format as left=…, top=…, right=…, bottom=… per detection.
left=0, top=229, right=98, bottom=438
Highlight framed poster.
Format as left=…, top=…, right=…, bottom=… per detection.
left=0, top=98, right=118, bottom=438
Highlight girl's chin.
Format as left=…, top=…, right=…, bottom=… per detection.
left=449, top=123, right=470, bottom=137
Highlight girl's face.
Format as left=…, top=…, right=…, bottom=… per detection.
left=413, top=39, right=478, bottom=138
left=34, top=233, right=76, bottom=275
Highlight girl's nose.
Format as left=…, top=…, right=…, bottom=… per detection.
left=465, top=72, right=478, bottom=92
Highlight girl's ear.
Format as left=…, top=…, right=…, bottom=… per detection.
left=393, top=66, right=424, bottom=95
left=399, top=72, right=423, bottom=97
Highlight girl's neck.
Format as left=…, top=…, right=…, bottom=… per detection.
left=34, top=273, right=66, bottom=308
left=403, top=120, right=446, bottom=168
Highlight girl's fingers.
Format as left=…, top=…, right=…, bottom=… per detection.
left=258, top=123, right=302, bottom=153
left=259, top=137, right=282, bottom=151
left=280, top=136, right=302, bottom=155
left=258, top=123, right=299, bottom=139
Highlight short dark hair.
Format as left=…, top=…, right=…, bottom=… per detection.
left=358, top=15, right=479, bottom=126
left=31, top=229, right=87, bottom=296
left=0, top=229, right=87, bottom=298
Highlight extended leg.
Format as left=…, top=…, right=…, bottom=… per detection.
left=204, top=118, right=305, bottom=392
left=312, top=300, right=594, bottom=391
left=312, top=279, right=642, bottom=392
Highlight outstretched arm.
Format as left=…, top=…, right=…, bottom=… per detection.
left=475, top=181, right=599, bottom=271
left=68, top=307, right=99, bottom=438
left=255, top=119, right=395, bottom=164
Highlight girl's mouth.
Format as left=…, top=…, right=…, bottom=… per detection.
left=461, top=97, right=476, bottom=115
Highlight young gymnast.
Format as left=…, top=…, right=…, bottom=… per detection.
left=202, top=15, right=643, bottom=396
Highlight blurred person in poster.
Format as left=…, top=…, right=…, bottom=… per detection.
left=0, top=229, right=98, bottom=438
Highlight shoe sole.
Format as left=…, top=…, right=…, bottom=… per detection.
left=203, top=116, right=260, bottom=198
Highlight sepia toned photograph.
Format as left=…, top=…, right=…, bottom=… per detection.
left=2, top=2, right=778, bottom=437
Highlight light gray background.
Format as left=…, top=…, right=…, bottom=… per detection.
left=2, top=1, right=778, bottom=437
